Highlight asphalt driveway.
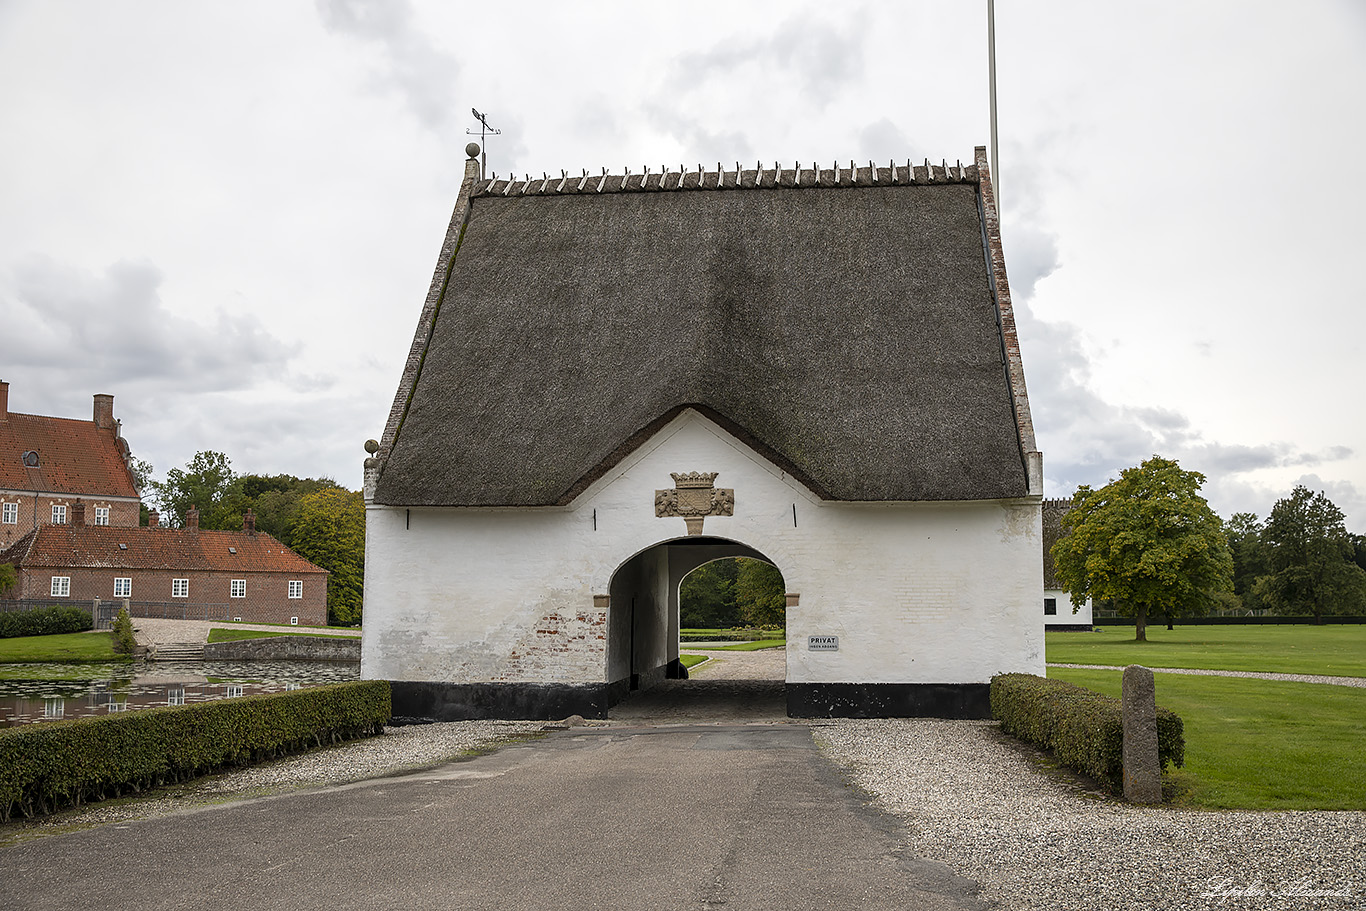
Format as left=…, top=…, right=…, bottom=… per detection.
left=0, top=723, right=985, bottom=911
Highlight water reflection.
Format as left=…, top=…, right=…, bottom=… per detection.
left=0, top=659, right=361, bottom=726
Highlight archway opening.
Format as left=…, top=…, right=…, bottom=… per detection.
left=677, top=556, right=786, bottom=680
left=605, top=536, right=788, bottom=720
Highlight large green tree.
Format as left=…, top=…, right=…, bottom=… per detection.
left=680, top=559, right=740, bottom=628
left=288, top=488, right=366, bottom=626
left=220, top=474, right=342, bottom=542
left=149, top=451, right=237, bottom=529
left=1051, top=456, right=1232, bottom=641
left=1254, top=486, right=1366, bottom=623
left=735, top=558, right=786, bottom=627
left=1224, top=512, right=1267, bottom=607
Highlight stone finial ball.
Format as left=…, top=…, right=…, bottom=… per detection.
left=465, top=142, right=481, bottom=158
left=364, top=439, right=380, bottom=454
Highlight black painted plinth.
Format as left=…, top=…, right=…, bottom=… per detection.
left=786, top=682, right=992, bottom=719
left=390, top=681, right=610, bottom=722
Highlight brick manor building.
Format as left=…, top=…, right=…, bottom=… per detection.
left=1, top=381, right=142, bottom=549
left=0, top=503, right=328, bottom=626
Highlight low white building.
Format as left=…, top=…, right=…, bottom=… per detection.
left=362, top=145, right=1045, bottom=720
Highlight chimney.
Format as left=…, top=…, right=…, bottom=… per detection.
left=93, top=394, right=115, bottom=431
left=72, top=499, right=86, bottom=527
left=185, top=505, right=199, bottom=532
left=148, top=509, right=160, bottom=528
left=0, top=380, right=8, bottom=421
left=243, top=508, right=256, bottom=535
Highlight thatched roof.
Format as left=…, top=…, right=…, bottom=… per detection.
left=374, top=152, right=1037, bottom=506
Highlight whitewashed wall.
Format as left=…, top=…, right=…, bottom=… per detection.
left=362, top=410, right=1044, bottom=686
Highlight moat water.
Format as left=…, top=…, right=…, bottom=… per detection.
left=0, top=659, right=361, bottom=726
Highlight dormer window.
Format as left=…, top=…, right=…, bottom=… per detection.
left=21, top=450, right=39, bottom=467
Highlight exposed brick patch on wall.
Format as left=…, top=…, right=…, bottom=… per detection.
left=492, top=607, right=608, bottom=683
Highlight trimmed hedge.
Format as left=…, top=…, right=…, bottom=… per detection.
left=991, top=673, right=1184, bottom=795
left=0, top=605, right=94, bottom=639
left=0, top=680, right=390, bottom=820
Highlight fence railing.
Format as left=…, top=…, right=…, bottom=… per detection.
left=0, top=599, right=76, bottom=615
left=93, top=600, right=232, bottom=629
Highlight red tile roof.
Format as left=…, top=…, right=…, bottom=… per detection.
left=0, top=412, right=139, bottom=498
left=0, top=525, right=327, bottom=575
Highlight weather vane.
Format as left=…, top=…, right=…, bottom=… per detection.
left=466, top=108, right=501, bottom=179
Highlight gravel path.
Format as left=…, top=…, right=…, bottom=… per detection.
left=681, top=646, right=786, bottom=680
left=1050, top=662, right=1366, bottom=688
left=131, top=617, right=361, bottom=647
left=818, top=719, right=1364, bottom=911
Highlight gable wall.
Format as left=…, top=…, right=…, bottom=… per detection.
left=363, top=411, right=1043, bottom=697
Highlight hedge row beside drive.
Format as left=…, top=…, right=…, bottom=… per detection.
left=0, top=680, right=391, bottom=820
left=990, top=673, right=1184, bottom=795
left=0, top=605, right=94, bottom=639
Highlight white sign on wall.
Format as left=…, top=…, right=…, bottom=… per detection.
left=808, top=635, right=839, bottom=651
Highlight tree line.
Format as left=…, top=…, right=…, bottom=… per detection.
left=1053, top=456, right=1366, bottom=640
left=146, top=451, right=364, bottom=627
left=680, top=557, right=786, bottom=629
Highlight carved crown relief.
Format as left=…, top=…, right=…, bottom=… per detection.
left=655, top=471, right=734, bottom=535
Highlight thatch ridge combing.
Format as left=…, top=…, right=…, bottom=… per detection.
left=374, top=152, right=1033, bottom=506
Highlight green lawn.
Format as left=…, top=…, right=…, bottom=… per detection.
left=1047, top=625, right=1366, bottom=677
left=1049, top=667, right=1366, bottom=810
left=0, top=631, right=126, bottom=664
left=206, top=628, right=359, bottom=644
left=679, top=654, right=709, bottom=669
left=687, top=639, right=786, bottom=652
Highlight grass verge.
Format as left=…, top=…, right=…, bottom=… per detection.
left=711, top=639, right=785, bottom=651
left=206, top=628, right=358, bottom=644
left=679, top=654, right=709, bottom=669
left=0, top=631, right=126, bottom=665
left=1046, top=625, right=1366, bottom=677
left=1049, top=667, right=1366, bottom=810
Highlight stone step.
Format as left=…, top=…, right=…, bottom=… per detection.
left=154, top=643, right=206, bottom=661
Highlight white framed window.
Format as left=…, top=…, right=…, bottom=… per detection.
left=51, top=504, right=67, bottom=524
left=288, top=580, right=303, bottom=599
left=171, top=578, right=189, bottom=599
left=167, top=687, right=185, bottom=706
left=225, top=685, right=244, bottom=698
left=1, top=502, right=16, bottom=524
left=94, top=506, right=110, bottom=526
left=230, top=579, right=246, bottom=599
left=50, top=576, right=70, bottom=597
left=113, top=578, right=132, bottom=598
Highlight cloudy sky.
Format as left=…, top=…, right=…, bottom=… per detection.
left=2, top=1, right=1364, bottom=529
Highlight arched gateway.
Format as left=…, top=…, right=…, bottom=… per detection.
left=361, top=146, right=1046, bottom=721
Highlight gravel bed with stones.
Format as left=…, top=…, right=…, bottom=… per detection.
left=815, top=718, right=1365, bottom=911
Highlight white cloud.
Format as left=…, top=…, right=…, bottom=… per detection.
left=315, top=0, right=463, bottom=136
left=2, top=255, right=293, bottom=395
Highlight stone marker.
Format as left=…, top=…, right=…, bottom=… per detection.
left=1122, top=664, right=1162, bottom=803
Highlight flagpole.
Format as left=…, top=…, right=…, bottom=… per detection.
left=988, top=0, right=999, bottom=210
